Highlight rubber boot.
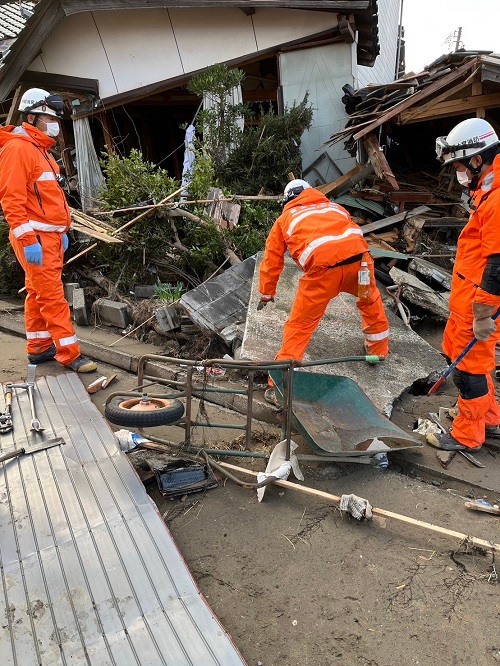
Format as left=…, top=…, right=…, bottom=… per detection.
left=450, top=394, right=490, bottom=449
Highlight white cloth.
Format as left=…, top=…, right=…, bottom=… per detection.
left=180, top=123, right=196, bottom=202
left=257, top=440, right=303, bottom=502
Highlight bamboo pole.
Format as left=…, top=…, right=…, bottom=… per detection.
left=219, top=461, right=500, bottom=554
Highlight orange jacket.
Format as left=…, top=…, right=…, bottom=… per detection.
left=259, top=188, right=368, bottom=299
left=453, top=154, right=500, bottom=308
left=0, top=122, right=70, bottom=247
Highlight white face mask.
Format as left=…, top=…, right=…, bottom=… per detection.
left=456, top=170, right=470, bottom=187
left=44, top=122, right=60, bottom=138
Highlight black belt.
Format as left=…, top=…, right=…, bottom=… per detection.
left=331, top=252, right=364, bottom=269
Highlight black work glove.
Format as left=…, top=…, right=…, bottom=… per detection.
left=257, top=298, right=274, bottom=311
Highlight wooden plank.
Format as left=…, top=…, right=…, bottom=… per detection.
left=362, top=133, right=399, bottom=190
left=360, top=205, right=430, bottom=235
left=398, top=75, right=477, bottom=124
left=399, top=91, right=500, bottom=124
left=352, top=59, right=478, bottom=142
left=317, top=163, right=373, bottom=197
left=218, top=461, right=500, bottom=553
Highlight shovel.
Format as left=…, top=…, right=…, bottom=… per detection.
left=0, top=437, right=64, bottom=464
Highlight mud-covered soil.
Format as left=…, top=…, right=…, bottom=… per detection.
left=2, top=328, right=500, bottom=666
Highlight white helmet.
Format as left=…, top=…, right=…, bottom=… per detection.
left=282, top=179, right=311, bottom=206
left=19, top=87, right=64, bottom=118
left=436, top=118, right=499, bottom=165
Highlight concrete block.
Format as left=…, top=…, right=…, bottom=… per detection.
left=95, top=299, right=131, bottom=329
left=64, top=282, right=79, bottom=305
left=134, top=285, right=156, bottom=299
left=72, top=288, right=89, bottom=326
left=156, top=305, right=181, bottom=333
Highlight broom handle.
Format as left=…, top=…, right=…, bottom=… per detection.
left=428, top=307, right=500, bottom=395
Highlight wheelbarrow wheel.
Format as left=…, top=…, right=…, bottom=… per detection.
left=105, top=396, right=184, bottom=427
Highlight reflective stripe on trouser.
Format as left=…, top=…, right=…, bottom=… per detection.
left=10, top=229, right=80, bottom=365
left=274, top=257, right=389, bottom=364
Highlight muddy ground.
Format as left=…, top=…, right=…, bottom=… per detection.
left=1, top=327, right=500, bottom=666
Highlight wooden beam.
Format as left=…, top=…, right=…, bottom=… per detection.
left=5, top=84, right=25, bottom=126
left=362, top=133, right=399, bottom=190
left=316, top=163, right=373, bottom=197
left=360, top=206, right=430, bottom=235
left=398, top=76, right=476, bottom=124
left=400, top=91, right=500, bottom=124
left=352, top=59, right=479, bottom=142
left=20, top=70, right=99, bottom=95
left=62, top=1, right=370, bottom=10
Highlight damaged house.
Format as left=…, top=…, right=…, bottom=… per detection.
left=0, top=0, right=404, bottom=209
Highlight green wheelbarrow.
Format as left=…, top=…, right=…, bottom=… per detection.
left=270, top=368, right=421, bottom=457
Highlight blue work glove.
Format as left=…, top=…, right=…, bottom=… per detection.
left=62, top=233, right=69, bottom=252
left=23, top=242, right=43, bottom=266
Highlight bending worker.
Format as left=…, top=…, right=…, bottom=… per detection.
left=428, top=118, right=500, bottom=451
left=0, top=88, right=96, bottom=373
left=258, top=179, right=389, bottom=404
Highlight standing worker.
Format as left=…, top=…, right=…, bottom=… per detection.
left=428, top=118, right=500, bottom=451
left=258, top=179, right=389, bottom=404
left=0, top=88, right=96, bottom=373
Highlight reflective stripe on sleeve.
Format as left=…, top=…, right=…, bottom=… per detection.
left=30, top=220, right=67, bottom=233
left=286, top=205, right=349, bottom=236
left=12, top=222, right=35, bottom=238
left=26, top=330, right=51, bottom=339
left=36, top=172, right=57, bottom=181
left=365, top=330, right=389, bottom=341
left=298, top=228, right=363, bottom=268
left=59, top=335, right=78, bottom=347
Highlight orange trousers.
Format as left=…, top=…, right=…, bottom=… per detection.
left=443, top=303, right=500, bottom=448
left=10, top=230, right=81, bottom=365
left=274, top=256, right=389, bottom=364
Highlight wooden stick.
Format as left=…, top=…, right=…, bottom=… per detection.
left=65, top=184, right=186, bottom=266
left=219, top=461, right=500, bottom=553
left=92, top=194, right=280, bottom=215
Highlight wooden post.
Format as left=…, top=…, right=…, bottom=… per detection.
left=5, top=85, right=26, bottom=126
left=99, top=111, right=114, bottom=154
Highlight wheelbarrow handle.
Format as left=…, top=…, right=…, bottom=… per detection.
left=428, top=307, right=500, bottom=396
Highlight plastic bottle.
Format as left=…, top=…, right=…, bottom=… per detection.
left=357, top=261, right=371, bottom=299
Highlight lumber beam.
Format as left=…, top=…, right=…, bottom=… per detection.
left=362, top=133, right=399, bottom=190
left=360, top=205, right=430, bottom=235
left=400, top=91, right=500, bottom=124
left=317, top=163, right=373, bottom=197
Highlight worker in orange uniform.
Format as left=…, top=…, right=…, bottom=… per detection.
left=258, top=179, right=389, bottom=404
left=428, top=118, right=500, bottom=451
left=0, top=88, right=97, bottom=373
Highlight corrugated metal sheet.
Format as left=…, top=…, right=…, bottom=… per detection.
left=0, top=372, right=246, bottom=666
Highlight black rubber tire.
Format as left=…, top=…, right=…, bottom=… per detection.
left=105, top=396, right=184, bottom=427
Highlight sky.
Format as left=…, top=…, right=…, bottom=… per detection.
left=402, top=0, right=500, bottom=73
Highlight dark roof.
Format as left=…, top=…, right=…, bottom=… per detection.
left=0, top=0, right=380, bottom=101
